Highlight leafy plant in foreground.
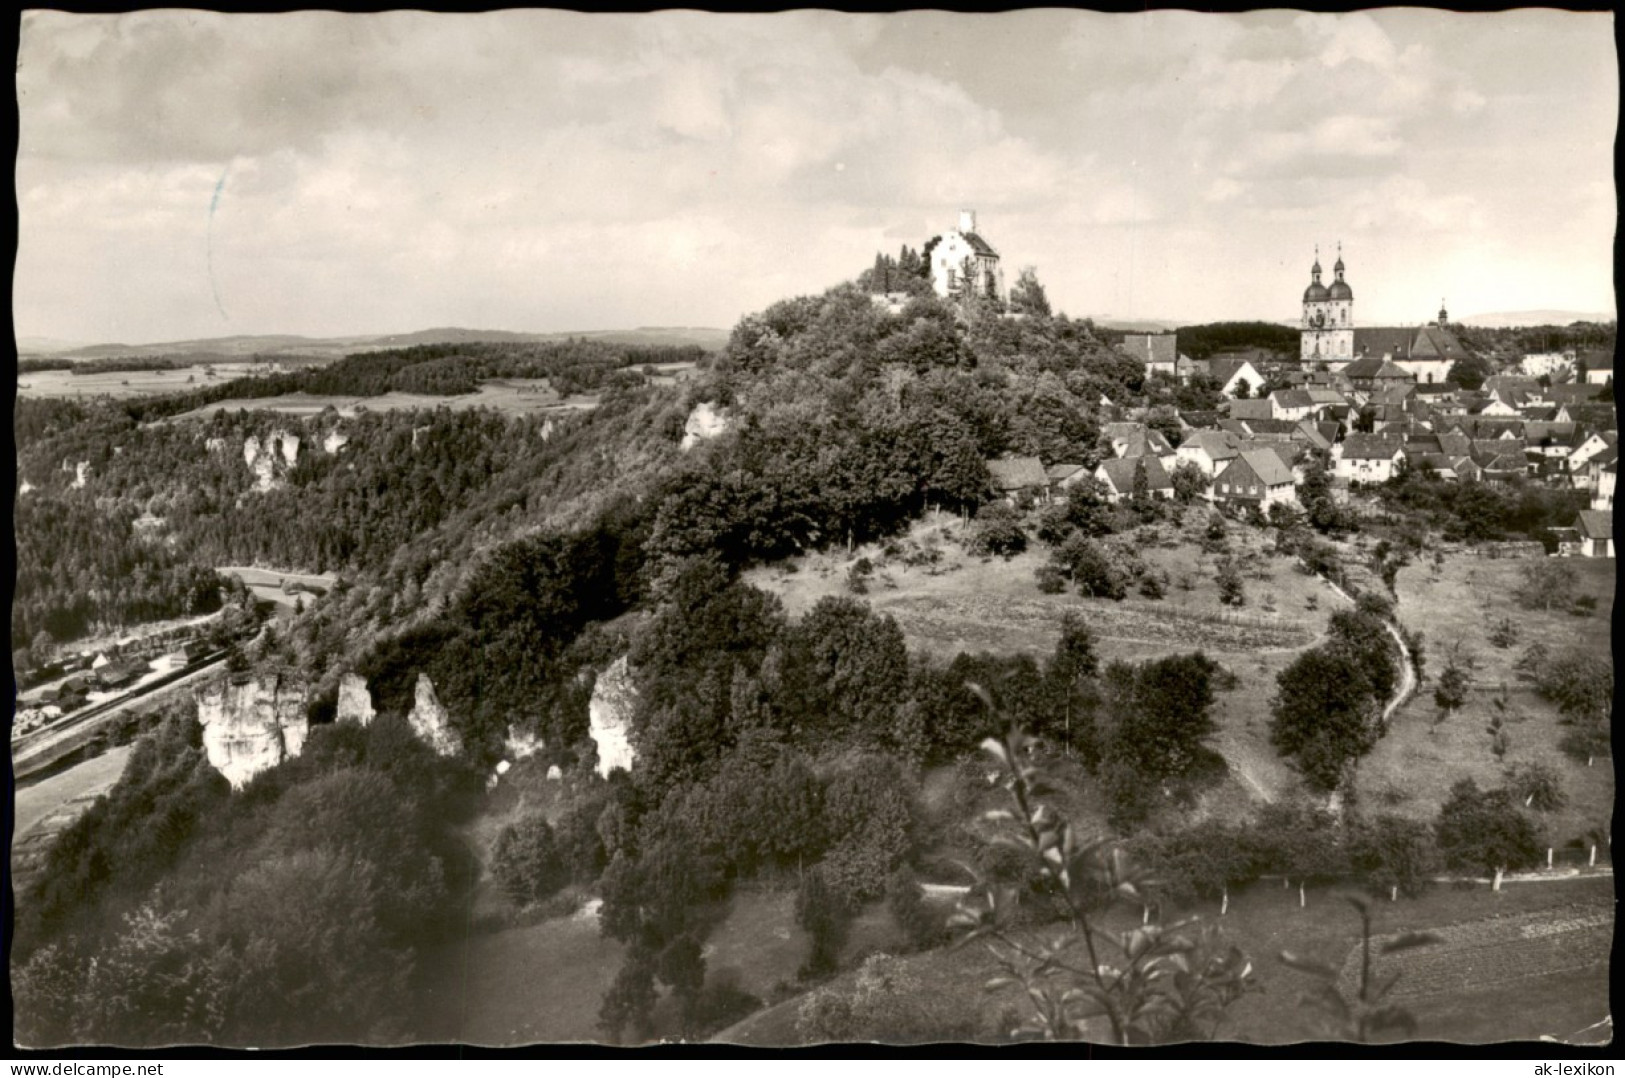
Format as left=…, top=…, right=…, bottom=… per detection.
left=1278, top=895, right=1440, bottom=1042
left=949, top=698, right=1255, bottom=1045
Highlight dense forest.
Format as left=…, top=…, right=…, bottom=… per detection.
left=1158, top=321, right=1297, bottom=359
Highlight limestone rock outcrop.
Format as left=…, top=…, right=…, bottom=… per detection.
left=407, top=673, right=462, bottom=757
left=505, top=725, right=543, bottom=760
left=588, top=656, right=639, bottom=778
left=679, top=402, right=731, bottom=451
left=323, top=430, right=350, bottom=455
left=71, top=461, right=90, bottom=489
left=335, top=672, right=376, bottom=726
left=195, top=672, right=310, bottom=789
left=243, top=431, right=302, bottom=491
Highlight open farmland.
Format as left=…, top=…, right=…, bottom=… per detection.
left=18, top=363, right=265, bottom=398
left=170, top=380, right=603, bottom=421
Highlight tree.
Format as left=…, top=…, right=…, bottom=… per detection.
left=1432, top=655, right=1470, bottom=721
left=1270, top=648, right=1380, bottom=791
left=598, top=946, right=659, bottom=1044
left=796, top=867, right=851, bottom=978
left=1348, top=815, right=1439, bottom=898
left=1104, top=653, right=1219, bottom=782
left=1170, top=460, right=1210, bottom=504
left=1056, top=535, right=1129, bottom=600
left=1434, top=779, right=1541, bottom=876
left=1008, top=266, right=1052, bottom=318
left=1232, top=378, right=1251, bottom=399
left=1514, top=559, right=1579, bottom=613
left=491, top=815, right=568, bottom=907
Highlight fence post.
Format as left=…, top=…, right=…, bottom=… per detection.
left=1298, top=883, right=1306, bottom=909
left=1390, top=885, right=1398, bottom=902
left=1590, top=845, right=1597, bottom=867
left=1547, top=848, right=1554, bottom=870
left=1143, top=905, right=1150, bottom=925
left=1221, top=887, right=1228, bottom=917
left=1493, top=867, right=1503, bottom=892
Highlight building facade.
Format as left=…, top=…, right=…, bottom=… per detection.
left=1301, top=246, right=1355, bottom=362
left=926, top=210, right=1005, bottom=304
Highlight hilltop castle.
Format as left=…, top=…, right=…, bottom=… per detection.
left=924, top=210, right=1005, bottom=304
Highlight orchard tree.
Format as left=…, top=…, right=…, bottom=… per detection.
left=1434, top=779, right=1540, bottom=876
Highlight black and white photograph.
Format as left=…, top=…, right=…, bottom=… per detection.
left=10, top=8, right=1617, bottom=1051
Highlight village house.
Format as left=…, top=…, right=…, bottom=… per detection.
left=1101, top=422, right=1177, bottom=463
left=1120, top=334, right=1178, bottom=379
left=1581, top=351, right=1613, bottom=385
left=1568, top=430, right=1619, bottom=471
left=1226, top=398, right=1274, bottom=423
left=1175, top=429, right=1242, bottom=484
left=1213, top=448, right=1298, bottom=510
left=986, top=456, right=1050, bottom=503
left=1094, top=455, right=1175, bottom=504
left=1344, top=354, right=1416, bottom=394
left=1209, top=355, right=1267, bottom=399
left=1594, top=461, right=1615, bottom=510
left=1045, top=462, right=1090, bottom=494
left=1521, top=350, right=1576, bottom=379
left=1268, top=388, right=1321, bottom=423
left=1335, top=432, right=1406, bottom=484
left=1573, top=509, right=1614, bottom=557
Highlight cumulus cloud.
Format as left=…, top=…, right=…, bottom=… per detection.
left=13, top=9, right=1617, bottom=340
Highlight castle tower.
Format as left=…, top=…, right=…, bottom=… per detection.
left=1301, top=243, right=1355, bottom=363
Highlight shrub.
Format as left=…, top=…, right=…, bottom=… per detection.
left=1216, top=558, right=1245, bottom=607
left=1034, top=564, right=1066, bottom=594
left=1138, top=571, right=1167, bottom=600
left=847, top=557, right=874, bottom=595
left=968, top=503, right=1027, bottom=558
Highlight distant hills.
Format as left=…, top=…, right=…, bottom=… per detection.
left=1455, top=310, right=1616, bottom=329
left=15, top=326, right=731, bottom=360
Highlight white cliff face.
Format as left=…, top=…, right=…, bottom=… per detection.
left=205, top=437, right=229, bottom=456
left=72, top=461, right=90, bottom=489
left=274, top=430, right=300, bottom=467
left=679, top=402, right=731, bottom=451
left=335, top=672, right=376, bottom=726
left=505, top=725, right=543, bottom=760
left=407, top=673, right=462, bottom=757
left=539, top=418, right=556, bottom=442
left=244, top=437, right=261, bottom=468
left=195, top=672, right=310, bottom=789
left=19, top=478, right=34, bottom=495
left=588, top=656, right=640, bottom=778
left=323, top=430, right=350, bottom=455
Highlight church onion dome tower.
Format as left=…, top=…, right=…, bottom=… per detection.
left=1328, top=247, right=1353, bottom=301
left=1304, top=253, right=1330, bottom=303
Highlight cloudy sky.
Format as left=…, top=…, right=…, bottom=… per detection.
left=15, top=9, right=1618, bottom=344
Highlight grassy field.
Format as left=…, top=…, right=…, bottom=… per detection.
left=1355, top=554, right=1614, bottom=839
left=745, top=509, right=1349, bottom=812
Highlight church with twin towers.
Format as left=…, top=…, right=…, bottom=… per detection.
left=1299, top=245, right=1467, bottom=384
